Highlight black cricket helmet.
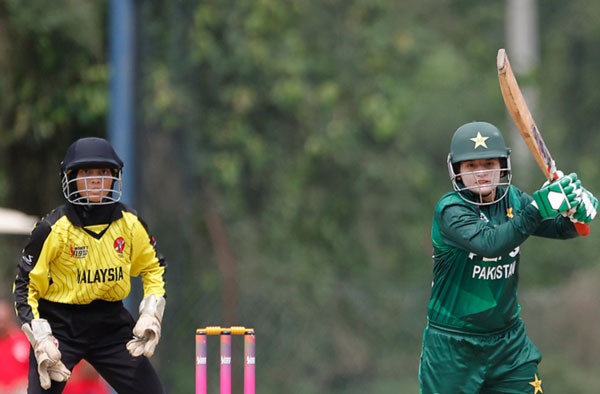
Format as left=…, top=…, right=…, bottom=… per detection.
left=60, top=137, right=124, bottom=205
left=447, top=121, right=512, bottom=205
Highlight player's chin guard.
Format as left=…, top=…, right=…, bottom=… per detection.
left=447, top=121, right=512, bottom=205
left=60, top=137, right=124, bottom=205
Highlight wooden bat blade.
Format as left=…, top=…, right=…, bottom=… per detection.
left=497, top=48, right=589, bottom=236
left=497, top=48, right=555, bottom=181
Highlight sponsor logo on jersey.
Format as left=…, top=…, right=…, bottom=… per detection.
left=70, top=245, right=88, bottom=259
left=480, top=212, right=489, bottom=223
left=468, top=246, right=520, bottom=262
left=21, top=254, right=34, bottom=266
left=76, top=267, right=124, bottom=284
left=114, top=237, right=125, bottom=254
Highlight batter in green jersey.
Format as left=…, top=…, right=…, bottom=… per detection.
left=419, top=121, right=598, bottom=394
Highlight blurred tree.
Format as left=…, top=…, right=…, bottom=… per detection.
left=135, top=0, right=513, bottom=392
left=0, top=0, right=108, bottom=214
left=1, top=0, right=600, bottom=393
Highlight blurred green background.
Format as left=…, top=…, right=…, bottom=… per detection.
left=1, top=0, right=600, bottom=392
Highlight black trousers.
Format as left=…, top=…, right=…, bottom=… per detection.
left=27, top=299, right=166, bottom=394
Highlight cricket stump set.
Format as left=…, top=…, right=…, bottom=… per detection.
left=196, top=326, right=255, bottom=394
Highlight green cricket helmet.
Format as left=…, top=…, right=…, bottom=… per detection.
left=447, top=121, right=512, bottom=205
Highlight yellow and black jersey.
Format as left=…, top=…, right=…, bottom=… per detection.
left=14, top=203, right=166, bottom=325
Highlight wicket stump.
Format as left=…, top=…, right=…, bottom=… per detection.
left=196, top=326, right=255, bottom=394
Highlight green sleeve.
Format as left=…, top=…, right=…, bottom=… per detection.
left=437, top=196, right=542, bottom=257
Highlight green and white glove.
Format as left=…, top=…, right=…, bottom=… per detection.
left=126, top=294, right=166, bottom=358
left=532, top=172, right=581, bottom=218
left=22, top=319, right=71, bottom=389
left=569, top=186, right=598, bottom=223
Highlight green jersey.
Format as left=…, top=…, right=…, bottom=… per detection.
left=428, top=185, right=578, bottom=333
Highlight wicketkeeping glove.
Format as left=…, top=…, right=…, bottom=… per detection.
left=22, top=319, right=71, bottom=389
left=569, top=186, right=598, bottom=224
left=126, top=294, right=166, bottom=358
left=532, top=172, right=581, bottom=218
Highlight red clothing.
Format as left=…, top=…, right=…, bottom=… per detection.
left=63, top=362, right=110, bottom=394
left=0, top=328, right=30, bottom=392
left=0, top=328, right=109, bottom=394
left=63, top=379, right=110, bottom=394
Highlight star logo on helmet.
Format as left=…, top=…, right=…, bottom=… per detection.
left=470, top=132, right=489, bottom=149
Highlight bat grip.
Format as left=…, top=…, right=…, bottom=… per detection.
left=574, top=222, right=590, bottom=237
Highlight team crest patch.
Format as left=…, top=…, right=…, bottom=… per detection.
left=529, top=374, right=543, bottom=393
left=114, top=237, right=125, bottom=254
left=506, top=207, right=514, bottom=218
left=470, top=131, right=489, bottom=149
left=70, top=245, right=88, bottom=258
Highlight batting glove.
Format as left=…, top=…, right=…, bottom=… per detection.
left=22, top=319, right=71, bottom=389
left=532, top=172, right=581, bottom=218
left=126, top=294, right=165, bottom=358
left=568, top=186, right=598, bottom=224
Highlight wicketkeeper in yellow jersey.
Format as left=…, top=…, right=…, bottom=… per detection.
left=13, top=137, right=167, bottom=393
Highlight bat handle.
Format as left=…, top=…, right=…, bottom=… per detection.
left=574, top=222, right=590, bottom=237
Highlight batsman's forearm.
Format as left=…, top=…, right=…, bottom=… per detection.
left=441, top=204, right=542, bottom=257
left=533, top=216, right=581, bottom=239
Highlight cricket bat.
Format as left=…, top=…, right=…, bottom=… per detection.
left=497, top=48, right=589, bottom=236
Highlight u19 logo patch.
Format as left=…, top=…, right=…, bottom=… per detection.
left=70, top=245, right=88, bottom=258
